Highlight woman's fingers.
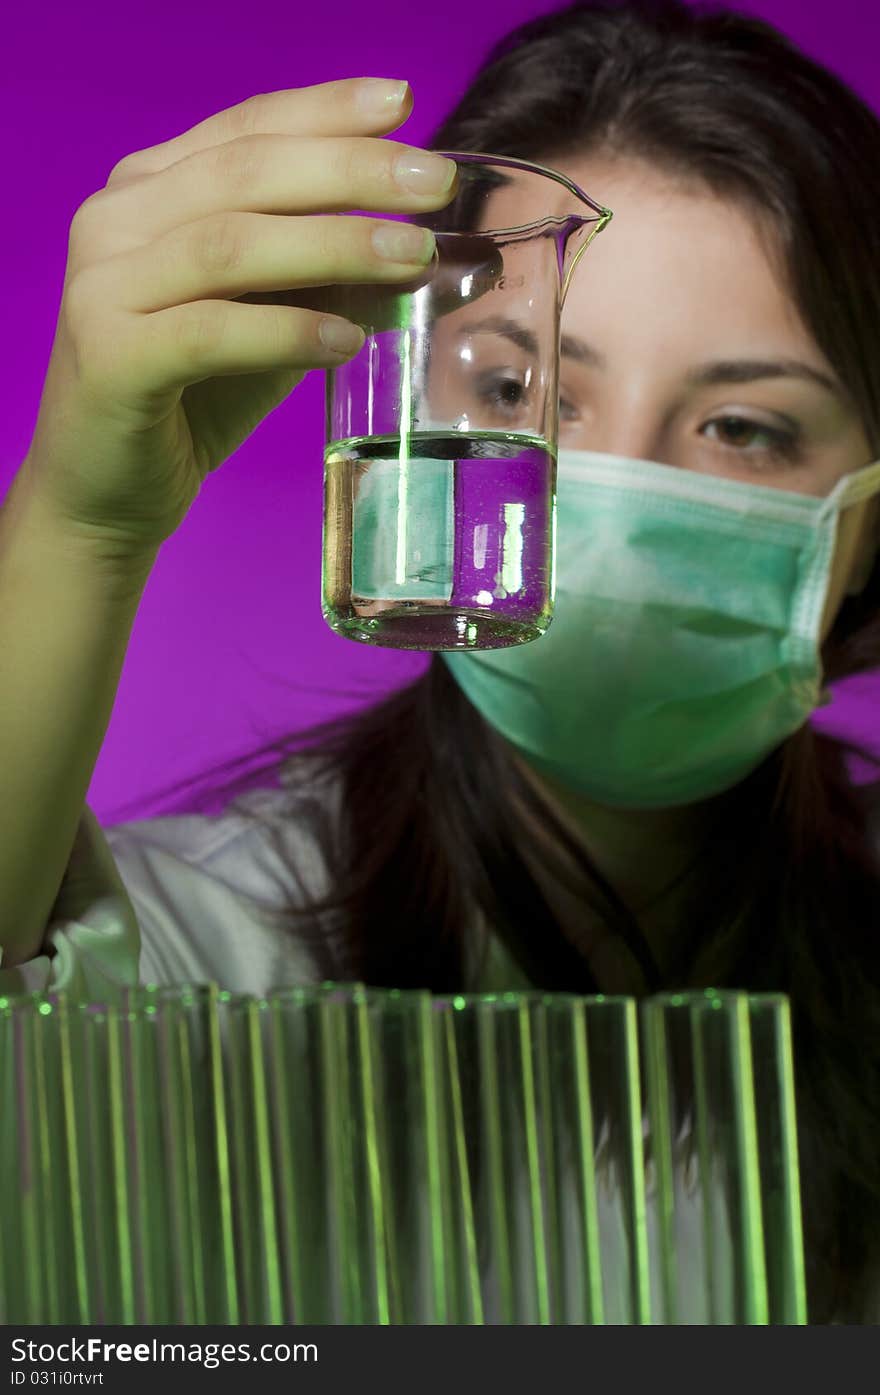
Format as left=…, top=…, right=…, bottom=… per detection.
left=83, top=212, right=438, bottom=315
left=105, top=77, right=415, bottom=181
left=70, top=134, right=458, bottom=266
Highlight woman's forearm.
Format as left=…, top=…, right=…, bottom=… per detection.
left=0, top=461, right=159, bottom=967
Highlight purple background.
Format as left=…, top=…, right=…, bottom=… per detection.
left=4, top=0, right=878, bottom=822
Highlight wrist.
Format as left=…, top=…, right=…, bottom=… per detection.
left=3, top=464, right=160, bottom=596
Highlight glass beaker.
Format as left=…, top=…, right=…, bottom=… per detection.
left=322, top=153, right=611, bottom=651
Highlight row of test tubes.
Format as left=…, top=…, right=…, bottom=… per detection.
left=0, top=984, right=806, bottom=1324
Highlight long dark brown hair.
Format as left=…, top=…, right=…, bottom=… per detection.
left=130, top=0, right=880, bottom=1323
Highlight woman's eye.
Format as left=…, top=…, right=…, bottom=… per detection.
left=700, top=415, right=801, bottom=463
left=473, top=370, right=531, bottom=415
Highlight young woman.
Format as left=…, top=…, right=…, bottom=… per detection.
left=3, top=0, right=880, bottom=1323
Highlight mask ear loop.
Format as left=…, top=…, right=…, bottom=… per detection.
left=815, top=469, right=880, bottom=697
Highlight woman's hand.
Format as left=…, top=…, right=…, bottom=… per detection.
left=22, top=78, right=457, bottom=562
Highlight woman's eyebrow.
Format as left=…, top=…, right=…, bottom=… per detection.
left=562, top=337, right=841, bottom=393
left=561, top=333, right=604, bottom=367
left=686, top=358, right=841, bottom=394
left=458, top=320, right=841, bottom=397
left=456, top=317, right=605, bottom=366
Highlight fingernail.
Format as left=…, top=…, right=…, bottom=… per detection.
left=355, top=79, right=409, bottom=116
left=371, top=222, right=436, bottom=264
left=319, top=318, right=365, bottom=355
left=394, top=149, right=457, bottom=196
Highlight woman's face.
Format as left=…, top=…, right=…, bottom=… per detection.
left=472, top=153, right=880, bottom=642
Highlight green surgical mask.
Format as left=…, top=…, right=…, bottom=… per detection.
left=441, top=449, right=880, bottom=809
